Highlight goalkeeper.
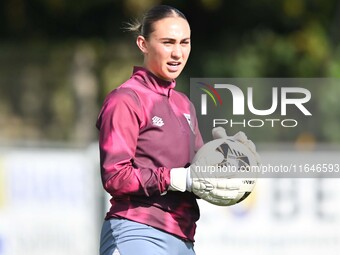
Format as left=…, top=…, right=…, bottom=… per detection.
left=96, top=5, right=259, bottom=255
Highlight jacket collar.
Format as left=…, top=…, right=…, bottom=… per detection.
left=132, top=66, right=176, bottom=97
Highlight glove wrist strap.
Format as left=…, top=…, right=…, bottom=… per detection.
left=169, top=167, right=190, bottom=192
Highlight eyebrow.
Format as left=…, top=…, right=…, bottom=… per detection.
left=159, top=37, right=191, bottom=41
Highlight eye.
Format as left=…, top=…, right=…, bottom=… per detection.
left=162, top=41, right=173, bottom=45
left=181, top=40, right=190, bottom=45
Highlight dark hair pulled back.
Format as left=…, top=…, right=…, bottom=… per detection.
left=124, top=5, right=187, bottom=39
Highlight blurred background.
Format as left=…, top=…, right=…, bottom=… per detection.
left=0, top=0, right=340, bottom=254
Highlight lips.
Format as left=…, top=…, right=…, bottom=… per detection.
left=167, top=61, right=181, bottom=72
left=167, top=61, right=180, bottom=66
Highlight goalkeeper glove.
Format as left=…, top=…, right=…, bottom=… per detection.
left=169, top=149, right=224, bottom=192
left=169, top=127, right=260, bottom=206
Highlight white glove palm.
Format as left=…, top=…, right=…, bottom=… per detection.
left=169, top=149, right=223, bottom=192
left=169, top=127, right=259, bottom=206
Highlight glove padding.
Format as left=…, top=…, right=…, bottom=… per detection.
left=212, top=127, right=260, bottom=162
left=169, top=149, right=223, bottom=192
left=170, top=127, right=260, bottom=206
left=190, top=132, right=259, bottom=206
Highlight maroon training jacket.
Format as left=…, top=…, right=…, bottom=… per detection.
left=96, top=66, right=204, bottom=241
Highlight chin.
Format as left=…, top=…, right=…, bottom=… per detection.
left=164, top=71, right=182, bottom=81
left=166, top=74, right=179, bottom=80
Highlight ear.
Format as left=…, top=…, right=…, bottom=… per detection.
left=136, top=35, right=148, bottom=54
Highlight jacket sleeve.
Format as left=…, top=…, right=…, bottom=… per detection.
left=96, top=89, right=171, bottom=197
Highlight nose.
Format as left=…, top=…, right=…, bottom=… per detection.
left=171, top=44, right=182, bottom=59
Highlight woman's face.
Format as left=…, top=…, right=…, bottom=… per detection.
left=137, top=17, right=191, bottom=81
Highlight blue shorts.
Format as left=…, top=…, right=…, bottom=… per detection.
left=100, top=218, right=195, bottom=255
